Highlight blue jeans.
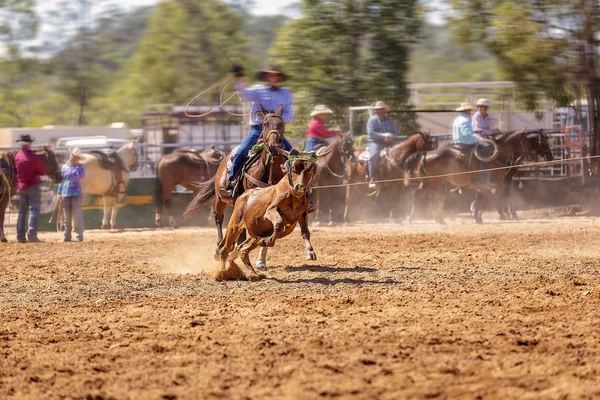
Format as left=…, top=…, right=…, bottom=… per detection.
left=228, top=125, right=293, bottom=183
left=62, top=195, right=84, bottom=241
left=368, top=142, right=384, bottom=180
left=305, top=137, right=328, bottom=152
left=17, top=185, right=41, bottom=241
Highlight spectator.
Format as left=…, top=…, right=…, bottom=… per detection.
left=305, top=105, right=341, bottom=151
left=57, top=147, right=85, bottom=242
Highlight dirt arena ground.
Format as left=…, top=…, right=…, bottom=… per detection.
left=1, top=215, right=600, bottom=399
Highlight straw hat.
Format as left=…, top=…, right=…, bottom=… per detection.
left=476, top=98, right=490, bottom=107
left=310, top=105, right=333, bottom=117
left=16, top=134, right=34, bottom=144
left=256, top=65, right=289, bottom=82
left=371, top=101, right=391, bottom=112
left=456, top=103, right=477, bottom=112
left=69, top=147, right=84, bottom=160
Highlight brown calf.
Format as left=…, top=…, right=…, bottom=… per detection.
left=217, top=157, right=318, bottom=281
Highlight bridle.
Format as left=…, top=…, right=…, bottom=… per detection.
left=285, top=159, right=314, bottom=197
left=262, top=114, right=285, bottom=147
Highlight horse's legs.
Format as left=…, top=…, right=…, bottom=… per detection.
left=0, top=197, right=7, bottom=243
left=163, top=190, right=177, bottom=228
left=256, top=247, right=268, bottom=271
left=409, top=183, right=425, bottom=223
left=111, top=198, right=119, bottom=230
left=101, top=196, right=110, bottom=229
left=472, top=191, right=483, bottom=224
left=299, top=212, right=316, bottom=261
left=344, top=185, right=354, bottom=223
left=432, top=186, right=447, bottom=225
left=213, top=199, right=227, bottom=261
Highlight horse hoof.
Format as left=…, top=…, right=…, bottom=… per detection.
left=256, top=261, right=267, bottom=272
left=1, top=238, right=7, bottom=243
left=101, top=224, right=109, bottom=230
left=213, top=249, right=220, bottom=262
left=111, top=225, right=119, bottom=230
left=306, top=251, right=317, bottom=261
left=247, top=273, right=262, bottom=282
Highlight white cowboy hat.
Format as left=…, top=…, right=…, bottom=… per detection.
left=310, top=105, right=333, bottom=117
left=371, top=101, right=391, bottom=112
left=69, top=147, right=84, bottom=159
left=456, top=103, right=477, bottom=112
left=476, top=98, right=491, bottom=107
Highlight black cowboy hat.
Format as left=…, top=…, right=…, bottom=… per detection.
left=256, top=65, right=289, bottom=82
left=16, top=134, right=34, bottom=144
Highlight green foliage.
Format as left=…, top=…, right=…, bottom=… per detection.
left=408, top=23, right=504, bottom=83
left=269, top=0, right=421, bottom=136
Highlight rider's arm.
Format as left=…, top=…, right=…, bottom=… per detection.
left=367, top=117, right=387, bottom=143
left=234, top=80, right=259, bottom=103
left=281, top=90, right=294, bottom=124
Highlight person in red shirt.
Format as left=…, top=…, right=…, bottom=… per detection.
left=305, top=105, right=342, bottom=151
left=15, top=134, right=46, bottom=243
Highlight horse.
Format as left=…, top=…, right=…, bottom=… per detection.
left=217, top=157, right=318, bottom=281
left=184, top=106, right=293, bottom=267
left=495, top=130, right=554, bottom=220
left=155, top=147, right=224, bottom=228
left=404, top=130, right=542, bottom=224
left=344, top=131, right=435, bottom=222
left=0, top=147, right=63, bottom=243
left=77, top=141, right=139, bottom=229
left=311, top=132, right=355, bottom=225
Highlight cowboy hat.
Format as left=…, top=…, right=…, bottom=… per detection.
left=476, top=98, right=491, bottom=107
left=310, top=105, right=333, bottom=117
left=16, top=134, right=34, bottom=144
left=456, top=103, right=477, bottom=112
left=371, top=101, right=391, bottom=112
left=69, top=147, right=84, bottom=160
left=256, top=65, right=289, bottom=82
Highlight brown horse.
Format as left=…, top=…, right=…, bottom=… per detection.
left=345, top=131, right=435, bottom=222
left=184, top=106, right=292, bottom=263
left=495, top=131, right=554, bottom=220
left=155, top=147, right=224, bottom=228
left=217, top=157, right=318, bottom=281
left=404, top=130, right=541, bottom=224
left=311, top=132, right=355, bottom=225
left=0, top=147, right=63, bottom=243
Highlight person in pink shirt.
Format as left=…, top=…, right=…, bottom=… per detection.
left=14, top=134, right=46, bottom=243
left=305, top=105, right=342, bottom=151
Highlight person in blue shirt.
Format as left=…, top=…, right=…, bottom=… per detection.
left=220, top=64, right=299, bottom=198
left=57, top=147, right=85, bottom=242
left=366, top=101, right=397, bottom=189
left=452, top=102, right=491, bottom=185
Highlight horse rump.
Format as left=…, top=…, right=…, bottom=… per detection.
left=183, top=176, right=216, bottom=219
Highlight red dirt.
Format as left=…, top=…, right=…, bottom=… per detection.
left=1, top=218, right=600, bottom=399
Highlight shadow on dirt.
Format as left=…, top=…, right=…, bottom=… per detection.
left=282, top=264, right=377, bottom=273
left=266, top=276, right=400, bottom=285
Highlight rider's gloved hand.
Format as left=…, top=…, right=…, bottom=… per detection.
left=289, top=148, right=301, bottom=156
left=231, top=62, right=244, bottom=78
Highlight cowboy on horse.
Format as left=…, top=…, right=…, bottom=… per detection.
left=220, top=63, right=300, bottom=199
left=367, top=101, right=398, bottom=189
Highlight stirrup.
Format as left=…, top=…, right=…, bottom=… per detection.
left=219, top=182, right=235, bottom=198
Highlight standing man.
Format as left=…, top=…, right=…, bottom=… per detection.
left=366, top=101, right=397, bottom=189
left=57, top=147, right=85, bottom=242
left=305, top=105, right=341, bottom=151
left=472, top=98, right=492, bottom=136
left=15, top=134, right=46, bottom=243
left=220, top=63, right=299, bottom=198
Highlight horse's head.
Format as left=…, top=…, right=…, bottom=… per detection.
left=285, top=156, right=318, bottom=196
left=261, top=105, right=285, bottom=148
left=498, top=130, right=536, bottom=161
left=205, top=145, right=225, bottom=161
left=417, top=130, right=435, bottom=151
left=537, top=131, right=554, bottom=161
left=39, top=146, right=63, bottom=183
left=337, top=132, right=356, bottom=161
left=118, top=140, right=139, bottom=172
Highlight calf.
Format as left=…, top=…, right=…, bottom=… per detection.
left=217, top=157, right=318, bottom=281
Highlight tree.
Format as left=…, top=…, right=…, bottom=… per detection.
left=449, top=0, right=600, bottom=175
left=269, top=0, right=421, bottom=136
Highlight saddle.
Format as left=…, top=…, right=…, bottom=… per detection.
left=89, top=150, right=126, bottom=171
left=183, top=149, right=224, bottom=168
left=90, top=150, right=127, bottom=198
left=357, top=148, right=389, bottom=165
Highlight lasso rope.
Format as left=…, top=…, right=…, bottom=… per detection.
left=311, top=154, right=600, bottom=190
left=184, top=74, right=251, bottom=118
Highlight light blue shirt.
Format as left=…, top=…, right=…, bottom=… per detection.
left=453, top=113, right=484, bottom=145
left=234, top=82, right=293, bottom=126
left=366, top=114, right=397, bottom=143
left=472, top=111, right=492, bottom=134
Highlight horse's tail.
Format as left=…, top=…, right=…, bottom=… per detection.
left=404, top=152, right=424, bottom=187
left=183, top=177, right=216, bottom=220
